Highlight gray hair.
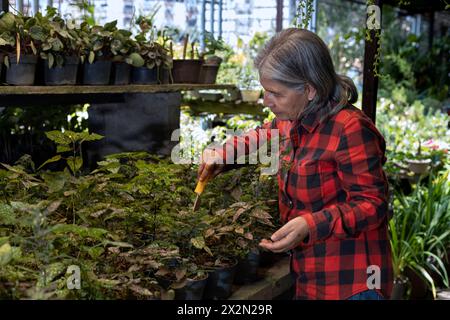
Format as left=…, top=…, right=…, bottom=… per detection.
left=254, top=28, right=358, bottom=120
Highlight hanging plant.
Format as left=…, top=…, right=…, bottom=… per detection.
left=293, top=0, right=315, bottom=30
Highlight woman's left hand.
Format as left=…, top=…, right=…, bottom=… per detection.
left=259, top=216, right=310, bottom=253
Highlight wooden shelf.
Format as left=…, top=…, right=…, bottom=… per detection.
left=0, top=84, right=237, bottom=95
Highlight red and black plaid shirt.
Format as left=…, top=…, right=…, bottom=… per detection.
left=218, top=104, right=393, bottom=300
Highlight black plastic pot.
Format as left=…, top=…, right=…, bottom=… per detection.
left=259, top=250, right=286, bottom=268
left=112, top=62, right=131, bottom=85
left=5, top=54, right=38, bottom=85
left=131, top=66, right=158, bottom=84
left=83, top=60, right=112, bottom=85
left=159, top=67, right=171, bottom=84
left=203, top=259, right=238, bottom=300
left=174, top=274, right=209, bottom=300
left=172, top=59, right=202, bottom=84
left=0, top=53, right=4, bottom=82
left=390, top=278, right=408, bottom=300
left=233, top=250, right=261, bottom=285
left=44, top=56, right=79, bottom=85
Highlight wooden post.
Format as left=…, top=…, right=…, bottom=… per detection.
left=362, top=0, right=382, bottom=124
left=1, top=0, right=8, bottom=13
left=276, top=0, right=283, bottom=32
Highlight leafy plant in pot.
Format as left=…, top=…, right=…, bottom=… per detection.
left=198, top=31, right=226, bottom=84
left=109, top=28, right=135, bottom=85
left=38, top=8, right=83, bottom=85
left=0, top=12, right=45, bottom=85
left=238, top=64, right=261, bottom=103
left=79, top=20, right=117, bottom=85
left=171, top=32, right=203, bottom=84
left=128, top=31, right=172, bottom=85
left=389, top=173, right=450, bottom=299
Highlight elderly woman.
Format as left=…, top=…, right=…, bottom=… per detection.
left=198, top=28, right=392, bottom=300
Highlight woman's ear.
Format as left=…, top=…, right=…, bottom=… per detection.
left=307, top=85, right=317, bottom=101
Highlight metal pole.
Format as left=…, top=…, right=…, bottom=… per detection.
left=17, top=0, right=23, bottom=13
left=210, top=0, right=215, bottom=35
left=33, top=0, right=39, bottom=13
left=310, top=0, right=317, bottom=32
left=289, top=0, right=296, bottom=25
left=276, top=0, right=283, bottom=32
left=218, top=0, right=223, bottom=39
left=200, top=0, right=206, bottom=52
left=1, top=0, right=8, bottom=13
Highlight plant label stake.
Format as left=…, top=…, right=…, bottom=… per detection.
left=193, top=178, right=208, bottom=211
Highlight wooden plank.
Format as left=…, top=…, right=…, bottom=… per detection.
left=228, top=257, right=293, bottom=300
left=0, top=84, right=237, bottom=95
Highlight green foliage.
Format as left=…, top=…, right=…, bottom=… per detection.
left=0, top=136, right=279, bottom=299
left=389, top=172, right=450, bottom=298
left=38, top=130, right=103, bottom=175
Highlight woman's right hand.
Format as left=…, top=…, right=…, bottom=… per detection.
left=198, top=148, right=226, bottom=182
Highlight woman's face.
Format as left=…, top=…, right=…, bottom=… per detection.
left=260, top=76, right=316, bottom=121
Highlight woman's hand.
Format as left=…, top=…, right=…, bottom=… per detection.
left=259, top=216, right=310, bottom=253
left=197, top=148, right=226, bottom=182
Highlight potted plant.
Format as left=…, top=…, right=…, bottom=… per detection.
left=128, top=29, right=171, bottom=85
left=79, top=20, right=117, bottom=85
left=0, top=12, right=45, bottom=85
left=389, top=173, right=450, bottom=299
left=198, top=32, right=227, bottom=84
left=406, top=141, right=432, bottom=176
left=171, top=32, right=203, bottom=84
left=110, top=28, right=135, bottom=85
left=38, top=8, right=82, bottom=85
left=238, top=64, right=261, bottom=103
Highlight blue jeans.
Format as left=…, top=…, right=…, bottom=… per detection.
left=348, top=290, right=385, bottom=300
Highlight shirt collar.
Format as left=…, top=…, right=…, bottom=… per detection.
left=293, top=100, right=342, bottom=134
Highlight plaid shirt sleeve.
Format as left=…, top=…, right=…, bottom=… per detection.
left=300, top=116, right=389, bottom=245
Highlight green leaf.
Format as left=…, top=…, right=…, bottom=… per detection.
left=4, top=54, right=9, bottom=68
left=30, top=40, right=37, bottom=55
left=30, top=25, right=47, bottom=41
left=48, top=52, right=54, bottom=69
left=41, top=171, right=67, bottom=193
left=38, top=155, right=62, bottom=170
left=0, top=13, right=16, bottom=32
left=190, top=236, right=205, bottom=250
left=45, top=130, right=72, bottom=145
left=88, top=51, right=95, bottom=64
left=0, top=243, right=12, bottom=266
left=56, top=144, right=71, bottom=153
left=67, top=156, right=83, bottom=174
left=81, top=132, right=104, bottom=142
left=51, top=224, right=108, bottom=240
left=129, top=52, right=145, bottom=68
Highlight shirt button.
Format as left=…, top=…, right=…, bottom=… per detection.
left=288, top=200, right=293, bottom=208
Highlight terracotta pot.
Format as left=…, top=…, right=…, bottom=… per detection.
left=198, top=64, right=220, bottom=84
